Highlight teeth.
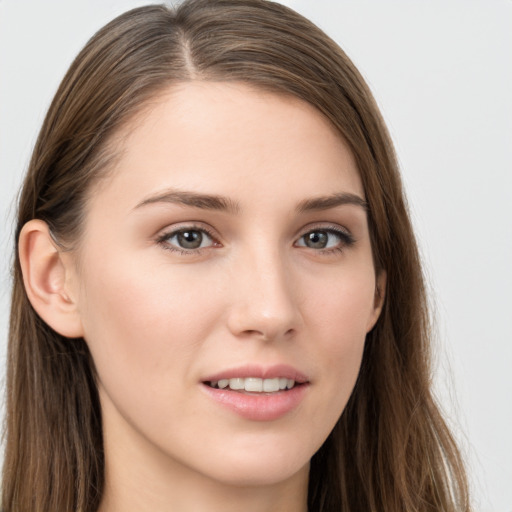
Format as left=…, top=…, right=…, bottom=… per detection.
left=210, top=377, right=297, bottom=392
left=229, top=378, right=244, bottom=390
left=245, top=378, right=263, bottom=392
left=263, top=378, right=279, bottom=392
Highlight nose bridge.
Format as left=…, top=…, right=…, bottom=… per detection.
left=227, top=239, right=300, bottom=340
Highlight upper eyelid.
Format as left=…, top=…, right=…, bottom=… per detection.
left=157, top=223, right=219, bottom=240
left=295, top=222, right=352, bottom=238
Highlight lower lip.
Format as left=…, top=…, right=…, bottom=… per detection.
left=201, top=383, right=309, bottom=421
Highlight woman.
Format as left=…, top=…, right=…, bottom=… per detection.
left=3, top=1, right=471, bottom=511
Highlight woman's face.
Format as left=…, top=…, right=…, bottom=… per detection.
left=71, top=82, right=384, bottom=488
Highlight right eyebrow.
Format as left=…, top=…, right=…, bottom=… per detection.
left=133, top=188, right=241, bottom=214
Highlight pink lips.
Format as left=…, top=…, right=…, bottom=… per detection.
left=202, top=364, right=309, bottom=383
left=201, top=364, right=309, bottom=421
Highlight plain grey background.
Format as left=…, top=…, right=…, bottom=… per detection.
left=1, top=1, right=511, bottom=510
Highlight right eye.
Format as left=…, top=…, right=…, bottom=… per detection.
left=157, top=226, right=219, bottom=253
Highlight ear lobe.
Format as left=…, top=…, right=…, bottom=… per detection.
left=366, top=270, right=387, bottom=332
left=18, top=220, right=84, bottom=338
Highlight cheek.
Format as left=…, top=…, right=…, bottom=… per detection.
left=77, top=257, right=230, bottom=455
left=306, top=260, right=376, bottom=346
left=303, top=264, right=375, bottom=425
left=77, top=257, right=220, bottom=394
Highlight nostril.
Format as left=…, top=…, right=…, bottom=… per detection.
left=238, top=327, right=295, bottom=342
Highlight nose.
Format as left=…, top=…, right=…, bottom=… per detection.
left=226, top=246, right=301, bottom=342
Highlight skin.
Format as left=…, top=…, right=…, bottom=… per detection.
left=20, top=82, right=385, bottom=512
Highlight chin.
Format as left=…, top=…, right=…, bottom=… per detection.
left=208, top=464, right=309, bottom=489
left=193, top=443, right=311, bottom=488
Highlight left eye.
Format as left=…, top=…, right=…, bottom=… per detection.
left=161, top=228, right=215, bottom=250
left=295, top=229, right=349, bottom=250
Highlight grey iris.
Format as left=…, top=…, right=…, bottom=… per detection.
left=305, top=231, right=328, bottom=249
left=177, top=230, right=203, bottom=249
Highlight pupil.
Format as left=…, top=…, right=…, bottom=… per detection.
left=177, top=230, right=202, bottom=249
left=306, top=231, right=327, bottom=248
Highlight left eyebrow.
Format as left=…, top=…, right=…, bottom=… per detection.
left=296, top=192, right=368, bottom=213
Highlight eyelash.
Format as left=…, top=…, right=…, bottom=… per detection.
left=295, top=225, right=355, bottom=255
left=156, top=224, right=355, bottom=256
left=156, top=224, right=219, bottom=255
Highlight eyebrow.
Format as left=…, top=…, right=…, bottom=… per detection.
left=134, top=189, right=367, bottom=214
left=296, top=192, right=368, bottom=213
left=134, top=189, right=241, bottom=214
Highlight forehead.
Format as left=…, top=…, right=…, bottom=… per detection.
left=92, top=81, right=364, bottom=214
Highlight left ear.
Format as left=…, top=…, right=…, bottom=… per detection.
left=366, top=270, right=386, bottom=332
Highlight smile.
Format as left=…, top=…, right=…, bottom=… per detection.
left=208, top=377, right=296, bottom=392
left=201, top=365, right=309, bottom=421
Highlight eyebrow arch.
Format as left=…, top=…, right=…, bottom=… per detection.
left=134, top=189, right=241, bottom=214
left=296, top=192, right=368, bottom=213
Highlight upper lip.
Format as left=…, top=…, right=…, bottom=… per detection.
left=202, top=364, right=309, bottom=384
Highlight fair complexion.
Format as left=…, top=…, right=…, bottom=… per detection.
left=20, top=82, right=385, bottom=512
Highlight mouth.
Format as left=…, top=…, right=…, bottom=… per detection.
left=206, top=377, right=299, bottom=393
left=201, top=366, right=309, bottom=421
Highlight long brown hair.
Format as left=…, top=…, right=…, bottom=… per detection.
left=3, top=1, right=471, bottom=511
